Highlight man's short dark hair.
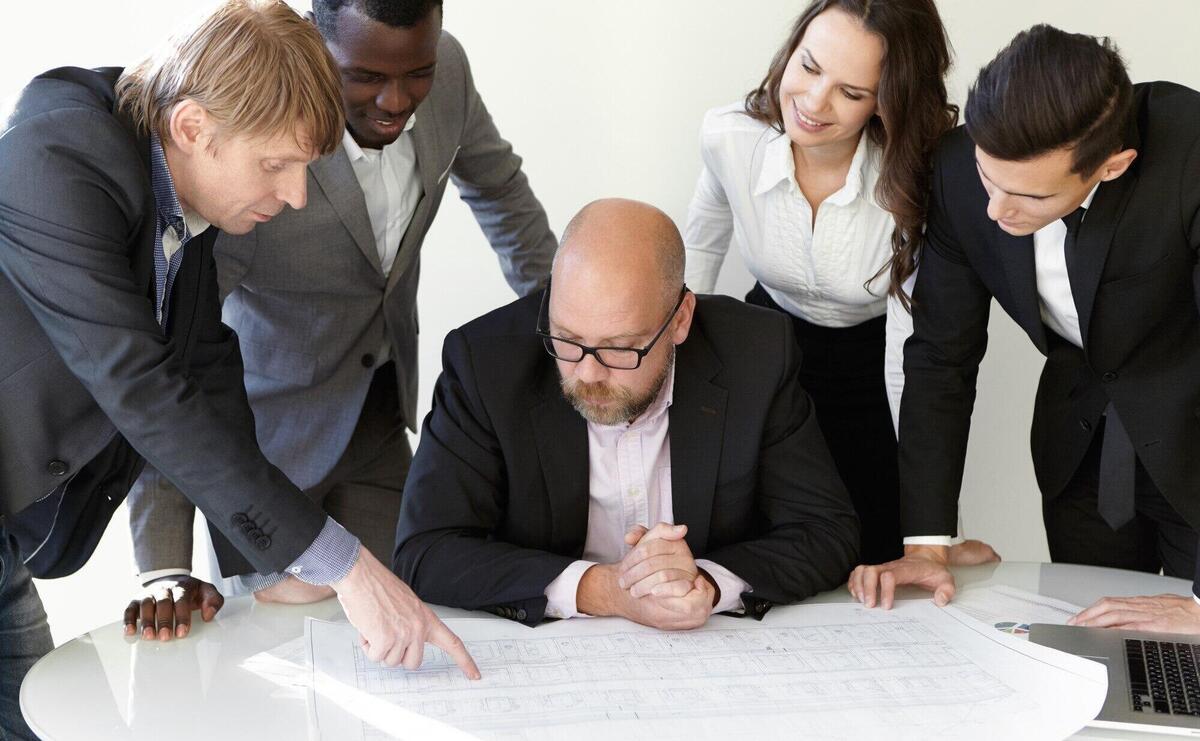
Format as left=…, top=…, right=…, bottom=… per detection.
left=313, top=0, right=443, bottom=38
left=965, top=24, right=1133, bottom=176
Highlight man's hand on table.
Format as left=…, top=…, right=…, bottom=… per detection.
left=847, top=540, right=1002, bottom=609
left=848, top=544, right=954, bottom=609
left=124, top=576, right=225, bottom=640
left=1069, top=594, right=1200, bottom=633
left=574, top=523, right=716, bottom=630
left=618, top=523, right=706, bottom=599
left=947, top=539, right=1002, bottom=567
left=333, top=546, right=481, bottom=679
left=578, top=561, right=715, bottom=630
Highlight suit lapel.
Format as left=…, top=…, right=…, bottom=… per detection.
left=309, top=147, right=383, bottom=276
left=668, top=329, right=728, bottom=556
left=996, top=231, right=1049, bottom=353
left=530, top=367, right=590, bottom=555
left=385, top=108, right=441, bottom=294
left=1068, top=169, right=1139, bottom=348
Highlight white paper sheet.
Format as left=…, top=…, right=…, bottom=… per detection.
left=950, top=584, right=1083, bottom=638
left=306, top=600, right=1107, bottom=741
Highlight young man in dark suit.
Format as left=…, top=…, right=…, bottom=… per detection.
left=0, top=3, right=476, bottom=735
left=850, top=25, right=1200, bottom=632
left=394, top=198, right=860, bottom=627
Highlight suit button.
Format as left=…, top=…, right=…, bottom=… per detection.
left=1079, top=418, right=1092, bottom=432
left=255, top=535, right=272, bottom=550
left=47, top=460, right=69, bottom=476
left=248, top=528, right=263, bottom=539
left=240, top=520, right=257, bottom=534
left=361, top=353, right=375, bottom=368
left=1101, top=371, right=1118, bottom=383
left=231, top=512, right=248, bottom=527
left=516, top=609, right=527, bottom=621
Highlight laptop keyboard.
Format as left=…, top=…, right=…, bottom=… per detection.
left=1126, top=639, right=1200, bottom=715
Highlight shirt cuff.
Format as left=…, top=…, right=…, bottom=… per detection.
left=138, top=568, right=191, bottom=587
left=239, top=571, right=290, bottom=593
left=543, top=560, right=598, bottom=619
left=903, top=536, right=955, bottom=547
left=284, top=517, right=361, bottom=586
left=1192, top=593, right=1200, bottom=607
left=696, top=559, right=750, bottom=614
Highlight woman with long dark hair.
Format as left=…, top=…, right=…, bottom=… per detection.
left=684, top=0, right=956, bottom=564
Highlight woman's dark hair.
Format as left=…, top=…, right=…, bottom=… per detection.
left=966, top=24, right=1132, bottom=177
left=745, top=0, right=958, bottom=310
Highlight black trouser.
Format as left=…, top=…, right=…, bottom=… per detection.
left=1044, top=415, right=1197, bottom=581
left=746, top=283, right=902, bottom=565
left=0, top=523, right=54, bottom=741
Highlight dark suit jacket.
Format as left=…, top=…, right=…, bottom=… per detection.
left=394, top=292, right=860, bottom=625
left=899, top=82, right=1200, bottom=539
left=0, top=67, right=325, bottom=576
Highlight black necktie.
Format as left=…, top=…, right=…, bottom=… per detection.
left=1062, top=207, right=1137, bottom=530
left=1061, top=207, right=1086, bottom=245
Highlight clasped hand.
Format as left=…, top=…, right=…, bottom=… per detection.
left=606, top=522, right=716, bottom=630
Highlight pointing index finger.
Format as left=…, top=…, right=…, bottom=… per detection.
left=430, top=620, right=481, bottom=680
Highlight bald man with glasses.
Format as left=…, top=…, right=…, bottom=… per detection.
left=393, top=198, right=859, bottom=629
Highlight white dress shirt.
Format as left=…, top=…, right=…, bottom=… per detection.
left=684, top=103, right=894, bottom=328
left=886, top=185, right=1101, bottom=545
left=342, top=117, right=422, bottom=363
left=543, top=365, right=751, bottom=618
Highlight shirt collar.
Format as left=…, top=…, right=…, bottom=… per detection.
left=754, top=128, right=872, bottom=204
left=150, top=133, right=210, bottom=239
left=635, top=359, right=675, bottom=428
left=1080, top=182, right=1100, bottom=212
left=342, top=113, right=418, bottom=163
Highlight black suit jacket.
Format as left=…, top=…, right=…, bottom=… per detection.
left=899, top=82, right=1200, bottom=538
left=394, top=292, right=860, bottom=625
left=0, top=67, right=325, bottom=576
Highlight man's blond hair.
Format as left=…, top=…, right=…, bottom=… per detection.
left=116, top=0, right=344, bottom=155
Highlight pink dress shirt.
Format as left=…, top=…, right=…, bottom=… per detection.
left=543, top=364, right=752, bottom=618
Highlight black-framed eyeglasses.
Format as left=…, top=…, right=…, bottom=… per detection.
left=535, top=279, right=689, bottom=371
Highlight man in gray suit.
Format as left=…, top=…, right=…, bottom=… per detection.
left=126, top=0, right=556, bottom=626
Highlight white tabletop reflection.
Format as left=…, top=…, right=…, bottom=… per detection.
left=21, top=562, right=1194, bottom=740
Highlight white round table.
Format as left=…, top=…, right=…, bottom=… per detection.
left=20, top=562, right=1194, bottom=740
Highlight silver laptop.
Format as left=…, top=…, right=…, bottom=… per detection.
left=1030, top=623, right=1200, bottom=736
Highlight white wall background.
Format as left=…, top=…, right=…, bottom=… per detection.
left=2, top=0, right=1197, bottom=645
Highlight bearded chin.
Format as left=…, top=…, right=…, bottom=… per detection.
left=559, top=348, right=674, bottom=426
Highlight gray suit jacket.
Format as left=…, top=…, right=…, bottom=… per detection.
left=0, top=67, right=326, bottom=578
left=130, top=32, right=556, bottom=576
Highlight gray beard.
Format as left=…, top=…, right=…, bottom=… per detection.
left=561, top=347, right=674, bottom=426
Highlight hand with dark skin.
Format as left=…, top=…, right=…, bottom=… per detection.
left=123, top=576, right=225, bottom=640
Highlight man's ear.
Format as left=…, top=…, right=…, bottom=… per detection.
left=1098, top=148, right=1137, bottom=183
left=166, top=99, right=210, bottom=156
left=670, top=291, right=696, bottom=346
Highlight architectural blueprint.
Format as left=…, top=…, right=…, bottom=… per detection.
left=306, top=600, right=1106, bottom=741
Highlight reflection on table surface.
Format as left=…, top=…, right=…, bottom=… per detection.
left=21, top=562, right=1193, bottom=741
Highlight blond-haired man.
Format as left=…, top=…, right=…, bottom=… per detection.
left=0, top=2, right=475, bottom=735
